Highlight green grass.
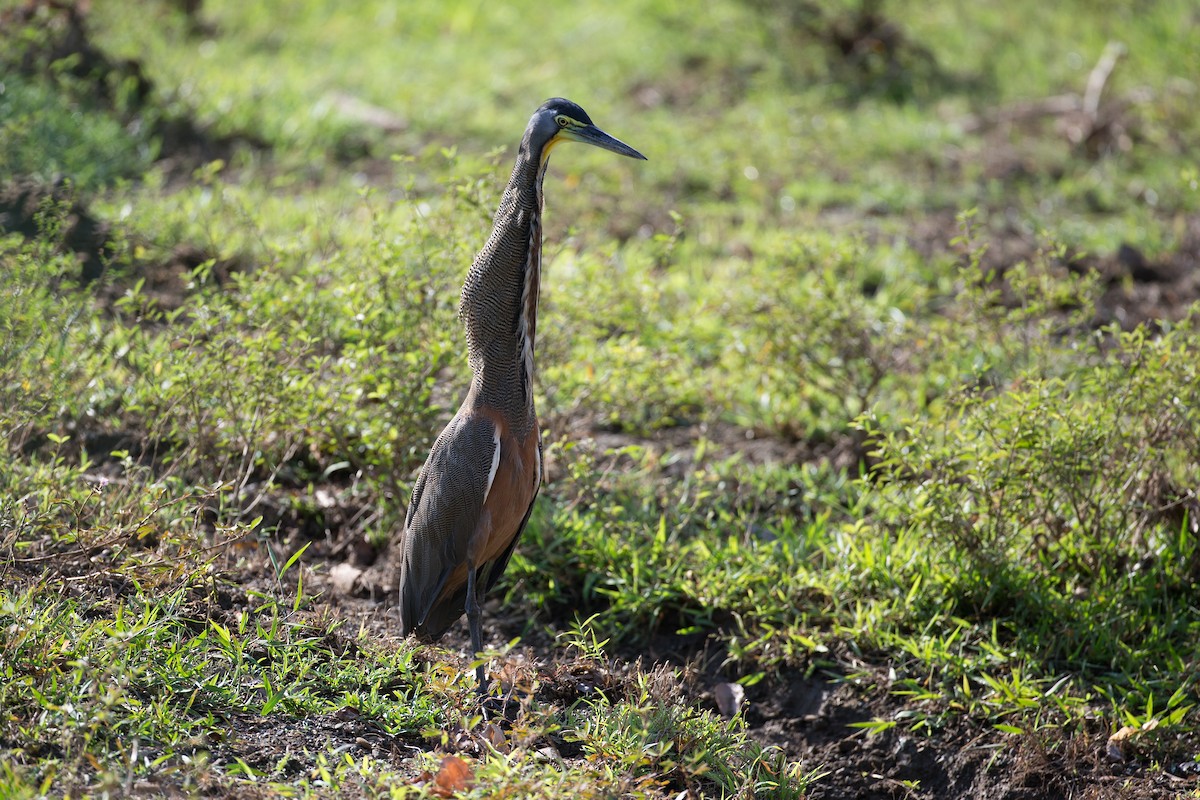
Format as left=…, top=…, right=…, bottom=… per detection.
left=1, top=466, right=812, bottom=797
left=3, top=0, right=1200, bottom=795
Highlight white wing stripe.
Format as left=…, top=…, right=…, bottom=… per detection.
left=534, top=434, right=542, bottom=487
left=482, top=428, right=502, bottom=503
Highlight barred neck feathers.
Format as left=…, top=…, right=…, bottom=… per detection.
left=458, top=142, right=549, bottom=425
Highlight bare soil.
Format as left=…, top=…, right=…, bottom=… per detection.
left=281, top=437, right=1200, bottom=800
left=16, top=220, right=1200, bottom=792
left=10, top=383, right=1200, bottom=799
left=6, top=8, right=1198, bottom=793
left=282, top=542, right=1200, bottom=799
left=2, top=0, right=266, bottom=175
left=904, top=209, right=1200, bottom=331
left=9, top=206, right=1198, bottom=794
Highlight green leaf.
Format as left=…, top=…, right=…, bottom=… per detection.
left=278, top=541, right=311, bottom=581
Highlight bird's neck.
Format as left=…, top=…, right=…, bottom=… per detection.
left=458, top=150, right=549, bottom=427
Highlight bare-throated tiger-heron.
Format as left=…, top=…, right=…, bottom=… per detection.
left=397, top=98, right=646, bottom=691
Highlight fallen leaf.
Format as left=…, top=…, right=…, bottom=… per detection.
left=329, top=562, right=362, bottom=595
left=481, top=722, right=508, bottom=752
left=713, top=682, right=745, bottom=719
left=314, top=488, right=339, bottom=509
left=1106, top=725, right=1138, bottom=762
left=534, top=744, right=563, bottom=765
left=432, top=755, right=474, bottom=797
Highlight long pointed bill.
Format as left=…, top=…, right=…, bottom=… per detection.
left=564, top=124, right=648, bottom=160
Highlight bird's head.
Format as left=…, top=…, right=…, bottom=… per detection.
left=523, top=97, right=647, bottom=165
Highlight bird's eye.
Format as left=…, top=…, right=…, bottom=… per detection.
left=555, top=115, right=569, bottom=128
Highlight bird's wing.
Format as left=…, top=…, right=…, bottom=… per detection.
left=397, top=412, right=500, bottom=638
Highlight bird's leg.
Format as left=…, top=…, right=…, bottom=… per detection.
left=465, top=563, right=488, bottom=695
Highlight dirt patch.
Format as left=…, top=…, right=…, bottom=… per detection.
left=1, top=176, right=248, bottom=312
left=1079, top=230, right=1200, bottom=330
left=300, top=514, right=1200, bottom=800
left=211, top=708, right=420, bottom=779
left=904, top=210, right=1200, bottom=330
left=741, top=0, right=977, bottom=104
left=99, top=240, right=249, bottom=314
left=1, top=2, right=257, bottom=292
left=0, top=178, right=115, bottom=281
left=2, top=0, right=146, bottom=104
left=546, top=417, right=871, bottom=482
left=1, top=0, right=266, bottom=179
left=8, top=495, right=1198, bottom=800
left=958, top=41, right=1149, bottom=165
left=304, top=557, right=1200, bottom=799
left=744, top=666, right=1197, bottom=799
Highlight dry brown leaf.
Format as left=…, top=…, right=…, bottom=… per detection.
left=481, top=722, right=508, bottom=752
left=1106, top=725, right=1138, bottom=762
left=433, top=754, right=474, bottom=796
